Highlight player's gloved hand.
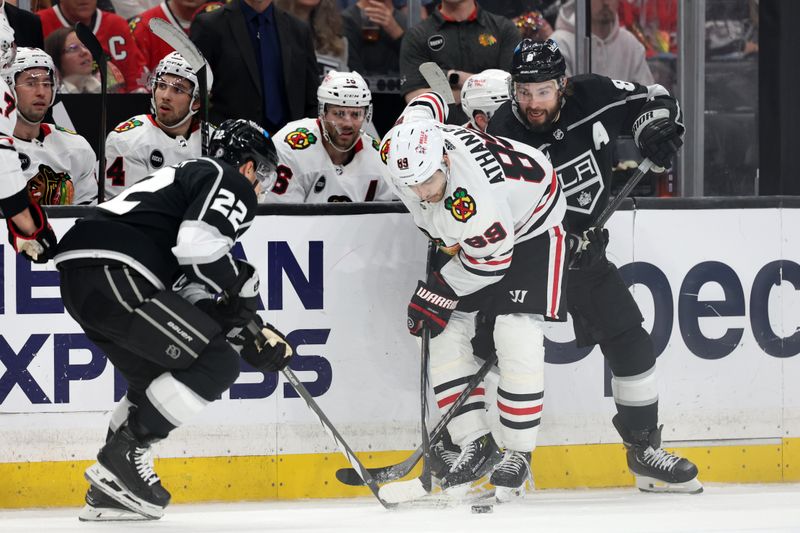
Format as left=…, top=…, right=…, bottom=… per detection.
left=229, top=317, right=294, bottom=372
left=575, top=227, right=610, bottom=271
left=632, top=99, right=684, bottom=170
left=407, top=271, right=459, bottom=338
left=211, top=260, right=260, bottom=327
left=7, top=202, right=58, bottom=264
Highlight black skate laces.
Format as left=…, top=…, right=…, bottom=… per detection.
left=642, top=446, right=682, bottom=472
left=133, top=446, right=160, bottom=486
left=494, top=451, right=529, bottom=475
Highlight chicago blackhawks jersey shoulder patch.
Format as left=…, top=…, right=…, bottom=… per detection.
left=114, top=118, right=144, bottom=133
left=444, top=187, right=476, bottom=223
left=284, top=127, right=317, bottom=150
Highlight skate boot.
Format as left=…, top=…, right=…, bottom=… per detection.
left=78, top=484, right=153, bottom=522
left=440, top=433, right=501, bottom=494
left=490, top=450, right=532, bottom=502
left=85, top=424, right=171, bottom=519
left=429, top=430, right=461, bottom=485
left=613, top=415, right=703, bottom=494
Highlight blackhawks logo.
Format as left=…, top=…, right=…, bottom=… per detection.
left=55, top=125, right=77, bottom=135
left=444, top=187, right=476, bottom=223
left=372, top=137, right=380, bottom=151
left=478, top=33, right=497, bottom=47
left=114, top=118, right=143, bottom=133
left=284, top=127, right=317, bottom=150
left=380, top=138, right=391, bottom=164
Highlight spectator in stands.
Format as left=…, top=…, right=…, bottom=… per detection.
left=514, top=9, right=553, bottom=41
left=342, top=0, right=406, bottom=75
left=131, top=0, right=207, bottom=72
left=399, top=0, right=519, bottom=126
left=3, top=0, right=44, bottom=48
left=109, top=0, right=159, bottom=20
left=38, top=0, right=148, bottom=92
left=44, top=27, right=125, bottom=93
left=276, top=0, right=348, bottom=73
left=264, top=70, right=393, bottom=203
left=550, top=0, right=654, bottom=84
left=1, top=47, right=97, bottom=205
left=191, top=0, right=320, bottom=134
left=104, top=51, right=213, bottom=201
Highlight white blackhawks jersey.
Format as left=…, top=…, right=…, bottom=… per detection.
left=104, top=114, right=209, bottom=199
left=0, top=78, right=27, bottom=202
left=264, top=117, right=394, bottom=203
left=381, top=100, right=565, bottom=297
left=14, top=124, right=98, bottom=205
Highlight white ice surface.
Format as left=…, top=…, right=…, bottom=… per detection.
left=3, top=484, right=800, bottom=533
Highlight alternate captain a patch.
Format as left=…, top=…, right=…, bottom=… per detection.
left=379, top=138, right=391, bottom=164
left=114, top=118, right=143, bottom=133
left=284, top=127, right=317, bottom=150
left=444, top=187, right=476, bottom=223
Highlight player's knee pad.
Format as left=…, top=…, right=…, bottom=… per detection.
left=129, top=290, right=223, bottom=369
left=179, top=336, right=242, bottom=401
left=494, top=314, right=545, bottom=450
left=144, top=372, right=211, bottom=430
left=600, top=325, right=655, bottom=377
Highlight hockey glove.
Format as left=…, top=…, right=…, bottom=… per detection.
left=230, top=318, right=294, bottom=372
left=407, top=271, right=459, bottom=338
left=7, top=202, right=58, bottom=264
left=632, top=99, right=685, bottom=170
left=575, top=227, right=610, bottom=272
left=211, top=260, right=260, bottom=328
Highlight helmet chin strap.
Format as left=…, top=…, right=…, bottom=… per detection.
left=320, top=118, right=361, bottom=153
left=17, top=110, right=43, bottom=126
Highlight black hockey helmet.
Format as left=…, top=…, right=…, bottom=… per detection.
left=511, top=38, right=566, bottom=83
left=209, top=119, right=278, bottom=191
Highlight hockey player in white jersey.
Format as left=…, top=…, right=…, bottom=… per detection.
left=460, top=69, right=511, bottom=133
left=104, top=51, right=213, bottom=199
left=381, top=92, right=567, bottom=500
left=2, top=47, right=97, bottom=205
left=264, top=70, right=393, bottom=203
left=0, top=10, right=58, bottom=263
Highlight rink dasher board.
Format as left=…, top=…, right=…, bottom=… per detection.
left=0, top=204, right=799, bottom=505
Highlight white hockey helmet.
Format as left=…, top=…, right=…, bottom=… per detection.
left=386, top=119, right=446, bottom=187
left=151, top=51, right=214, bottom=124
left=317, top=70, right=373, bottom=122
left=461, top=69, right=511, bottom=127
left=0, top=7, right=16, bottom=70
left=2, top=47, right=57, bottom=106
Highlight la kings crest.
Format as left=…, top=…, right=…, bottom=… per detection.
left=554, top=149, right=604, bottom=215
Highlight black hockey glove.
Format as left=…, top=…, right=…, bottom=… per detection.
left=230, top=317, right=294, bottom=372
left=7, top=202, right=58, bottom=264
left=407, top=271, right=459, bottom=338
left=632, top=99, right=684, bottom=169
left=575, top=227, right=610, bottom=272
left=210, top=260, right=260, bottom=328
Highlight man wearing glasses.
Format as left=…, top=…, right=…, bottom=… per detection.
left=1, top=47, right=97, bottom=205
left=104, top=51, right=213, bottom=199
left=264, top=70, right=393, bottom=203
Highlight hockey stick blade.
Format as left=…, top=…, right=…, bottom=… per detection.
left=594, top=157, right=654, bottom=227
left=334, top=353, right=498, bottom=487
left=281, top=366, right=396, bottom=509
left=418, top=62, right=455, bottom=105
left=148, top=18, right=205, bottom=72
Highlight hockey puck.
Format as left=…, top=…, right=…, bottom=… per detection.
left=471, top=504, right=494, bottom=514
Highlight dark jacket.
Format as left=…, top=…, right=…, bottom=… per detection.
left=190, top=0, right=320, bottom=132
left=4, top=3, right=44, bottom=49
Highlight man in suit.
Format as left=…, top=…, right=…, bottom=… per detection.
left=3, top=0, right=43, bottom=48
left=190, top=0, right=320, bottom=134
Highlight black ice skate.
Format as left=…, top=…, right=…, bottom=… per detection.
left=78, top=484, right=154, bottom=522
left=490, top=450, right=532, bottom=502
left=84, top=424, right=171, bottom=519
left=613, top=415, right=703, bottom=494
left=429, top=430, right=461, bottom=484
left=440, top=433, right=501, bottom=493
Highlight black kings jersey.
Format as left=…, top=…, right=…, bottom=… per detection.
left=487, top=74, right=672, bottom=233
left=54, top=157, right=258, bottom=293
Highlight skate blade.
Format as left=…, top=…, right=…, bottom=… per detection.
left=78, top=503, right=154, bottom=522
left=380, top=476, right=494, bottom=507
left=85, top=462, right=165, bottom=519
left=634, top=474, right=704, bottom=494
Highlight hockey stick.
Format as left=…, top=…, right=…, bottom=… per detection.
left=594, top=157, right=654, bottom=227
left=418, top=242, right=436, bottom=494
left=148, top=18, right=209, bottom=156
left=75, top=23, right=107, bottom=204
left=418, top=62, right=455, bottom=105
left=334, top=351, right=498, bottom=487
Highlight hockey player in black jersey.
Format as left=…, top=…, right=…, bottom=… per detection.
left=485, top=39, right=701, bottom=494
left=55, top=119, right=294, bottom=520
